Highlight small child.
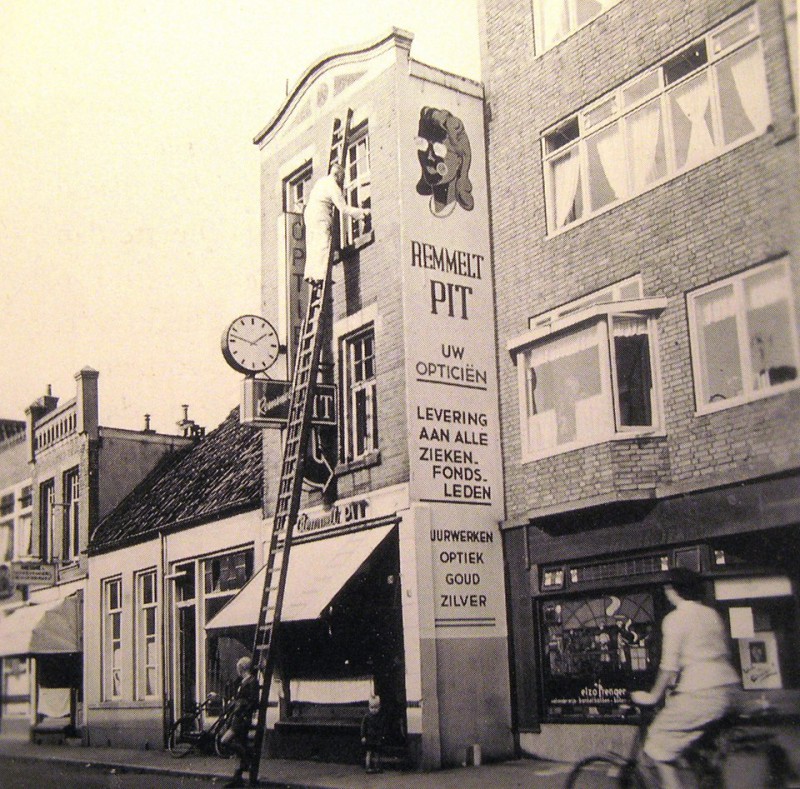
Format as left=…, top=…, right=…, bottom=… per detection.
left=360, top=694, right=385, bottom=774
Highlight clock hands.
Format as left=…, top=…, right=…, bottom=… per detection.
left=229, top=332, right=255, bottom=346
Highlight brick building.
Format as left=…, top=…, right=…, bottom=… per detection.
left=213, top=29, right=514, bottom=768
left=0, top=370, right=195, bottom=741
left=479, top=0, right=800, bottom=763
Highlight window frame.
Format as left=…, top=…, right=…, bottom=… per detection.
left=532, top=0, right=622, bottom=55
left=283, top=161, right=313, bottom=214
left=511, top=289, right=666, bottom=461
left=542, top=7, right=770, bottom=235
left=62, top=467, right=80, bottom=562
left=38, top=479, right=55, bottom=561
left=340, top=122, right=372, bottom=249
left=135, top=569, right=159, bottom=700
left=102, top=576, right=123, bottom=701
left=339, top=323, right=379, bottom=465
left=687, top=258, right=800, bottom=414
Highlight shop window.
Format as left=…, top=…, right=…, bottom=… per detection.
left=512, top=280, right=665, bottom=460
left=539, top=590, right=661, bottom=721
left=135, top=570, right=158, bottom=699
left=283, top=162, right=313, bottom=213
left=341, top=123, right=372, bottom=248
left=203, top=549, right=253, bottom=701
left=533, top=0, right=621, bottom=54
left=688, top=258, right=799, bottom=412
left=102, top=577, right=123, bottom=700
left=62, top=467, right=79, bottom=562
left=543, top=7, right=769, bottom=233
left=340, top=324, right=379, bottom=463
left=38, top=479, right=54, bottom=561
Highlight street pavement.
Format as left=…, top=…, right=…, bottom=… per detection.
left=0, top=737, right=573, bottom=788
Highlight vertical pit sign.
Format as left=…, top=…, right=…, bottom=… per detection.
left=401, top=95, right=506, bottom=639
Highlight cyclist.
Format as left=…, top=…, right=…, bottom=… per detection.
left=220, top=656, right=260, bottom=787
left=631, top=568, right=739, bottom=789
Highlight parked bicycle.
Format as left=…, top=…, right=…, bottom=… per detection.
left=168, top=692, right=235, bottom=758
left=564, top=703, right=792, bottom=788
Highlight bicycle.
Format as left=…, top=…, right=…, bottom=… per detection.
left=564, top=703, right=791, bottom=788
left=167, top=692, right=236, bottom=758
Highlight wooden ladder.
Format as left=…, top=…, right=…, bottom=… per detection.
left=248, top=110, right=353, bottom=783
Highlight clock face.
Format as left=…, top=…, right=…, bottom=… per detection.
left=221, top=315, right=280, bottom=374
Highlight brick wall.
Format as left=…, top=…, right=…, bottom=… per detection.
left=481, top=0, right=800, bottom=524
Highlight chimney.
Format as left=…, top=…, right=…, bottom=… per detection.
left=25, top=385, right=60, bottom=462
left=143, top=414, right=155, bottom=433
left=176, top=404, right=205, bottom=440
left=75, top=367, right=99, bottom=438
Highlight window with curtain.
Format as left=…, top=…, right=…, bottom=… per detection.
left=341, top=324, right=379, bottom=463
left=688, top=258, right=800, bottom=412
left=103, top=577, right=123, bottom=700
left=533, top=0, right=621, bottom=54
left=543, top=7, right=770, bottom=233
left=135, top=570, right=158, bottom=700
left=515, top=281, right=664, bottom=460
left=341, top=123, right=372, bottom=247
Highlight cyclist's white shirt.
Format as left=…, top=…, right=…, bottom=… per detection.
left=660, top=599, right=739, bottom=692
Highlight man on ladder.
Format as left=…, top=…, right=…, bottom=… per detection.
left=303, top=161, right=370, bottom=285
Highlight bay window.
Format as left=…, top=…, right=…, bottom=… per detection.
left=544, top=7, right=770, bottom=233
left=511, top=282, right=665, bottom=460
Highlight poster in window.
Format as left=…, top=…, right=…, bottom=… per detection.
left=738, top=632, right=782, bottom=690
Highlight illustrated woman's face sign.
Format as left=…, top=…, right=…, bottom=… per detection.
left=415, top=133, right=460, bottom=189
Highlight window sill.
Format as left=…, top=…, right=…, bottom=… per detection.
left=695, top=377, right=800, bottom=417
left=521, top=430, right=666, bottom=463
left=337, top=450, right=381, bottom=475
left=334, top=231, right=375, bottom=262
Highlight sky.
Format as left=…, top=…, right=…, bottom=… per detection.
left=0, top=1, right=481, bottom=435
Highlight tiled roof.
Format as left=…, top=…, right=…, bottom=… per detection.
left=90, top=407, right=262, bottom=553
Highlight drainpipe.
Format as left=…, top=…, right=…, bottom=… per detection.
left=160, top=529, right=170, bottom=747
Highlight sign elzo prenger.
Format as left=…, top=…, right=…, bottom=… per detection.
left=241, top=378, right=337, bottom=427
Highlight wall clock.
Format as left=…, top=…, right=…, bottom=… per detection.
left=221, top=315, right=281, bottom=375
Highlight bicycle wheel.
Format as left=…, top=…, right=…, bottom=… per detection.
left=564, top=755, right=632, bottom=789
left=168, top=715, right=199, bottom=758
left=214, top=721, right=235, bottom=759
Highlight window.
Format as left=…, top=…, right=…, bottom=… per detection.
left=38, top=479, right=54, bottom=560
left=511, top=279, right=665, bottom=459
left=0, top=494, right=13, bottom=517
left=688, top=259, right=799, bottom=412
left=102, top=577, right=123, bottom=700
left=341, top=123, right=372, bottom=247
left=19, top=486, right=33, bottom=509
left=0, top=522, right=11, bottom=562
left=539, top=590, right=660, bottom=721
left=543, top=8, right=770, bottom=233
left=284, top=162, right=313, bottom=213
left=135, top=570, right=158, bottom=699
left=17, top=513, right=32, bottom=558
left=62, top=468, right=79, bottom=562
left=341, top=325, right=379, bottom=462
left=533, top=0, right=621, bottom=53
left=203, top=549, right=253, bottom=701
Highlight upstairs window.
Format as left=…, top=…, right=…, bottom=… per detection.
left=688, top=258, right=799, bottom=412
left=0, top=493, right=14, bottom=517
left=510, top=279, right=666, bottom=460
left=533, top=0, right=621, bottom=54
left=38, top=479, right=54, bottom=561
left=341, top=123, right=372, bottom=247
left=341, top=324, right=379, bottom=463
left=543, top=8, right=770, bottom=233
left=62, top=467, right=80, bottom=562
left=283, top=162, right=313, bottom=213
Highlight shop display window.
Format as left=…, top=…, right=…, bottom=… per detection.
left=539, top=590, right=661, bottom=721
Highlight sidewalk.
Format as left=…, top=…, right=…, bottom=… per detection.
left=0, top=737, right=571, bottom=788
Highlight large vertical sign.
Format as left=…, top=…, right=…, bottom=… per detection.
left=402, top=96, right=506, bottom=640
left=285, top=212, right=309, bottom=376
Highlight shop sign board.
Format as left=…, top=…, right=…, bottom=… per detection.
left=284, top=212, right=308, bottom=376
left=10, top=560, right=57, bottom=586
left=241, top=378, right=337, bottom=427
left=400, top=81, right=507, bottom=640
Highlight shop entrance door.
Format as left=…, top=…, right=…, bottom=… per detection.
left=177, top=605, right=196, bottom=717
